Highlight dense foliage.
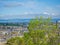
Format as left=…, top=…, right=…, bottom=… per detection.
left=6, top=17, right=60, bottom=45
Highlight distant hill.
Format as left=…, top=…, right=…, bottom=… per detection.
left=0, top=19, right=31, bottom=23
left=0, top=18, right=60, bottom=23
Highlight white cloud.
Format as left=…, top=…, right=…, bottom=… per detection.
left=51, top=13, right=55, bottom=15
left=43, top=7, right=60, bottom=16
left=23, top=11, right=38, bottom=14
left=24, top=12, right=29, bottom=14
left=43, top=12, right=49, bottom=15
left=2, top=1, right=24, bottom=7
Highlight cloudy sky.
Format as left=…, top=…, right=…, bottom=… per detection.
left=0, top=0, right=60, bottom=19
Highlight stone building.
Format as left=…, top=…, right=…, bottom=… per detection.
left=0, top=25, right=28, bottom=42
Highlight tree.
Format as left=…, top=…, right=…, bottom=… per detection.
left=24, top=17, right=58, bottom=45
left=6, top=37, right=25, bottom=45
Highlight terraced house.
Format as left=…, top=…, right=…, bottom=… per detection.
left=0, top=24, right=28, bottom=42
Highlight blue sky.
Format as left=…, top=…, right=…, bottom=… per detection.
left=0, top=0, right=60, bottom=19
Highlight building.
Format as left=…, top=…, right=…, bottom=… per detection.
left=0, top=25, right=28, bottom=42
